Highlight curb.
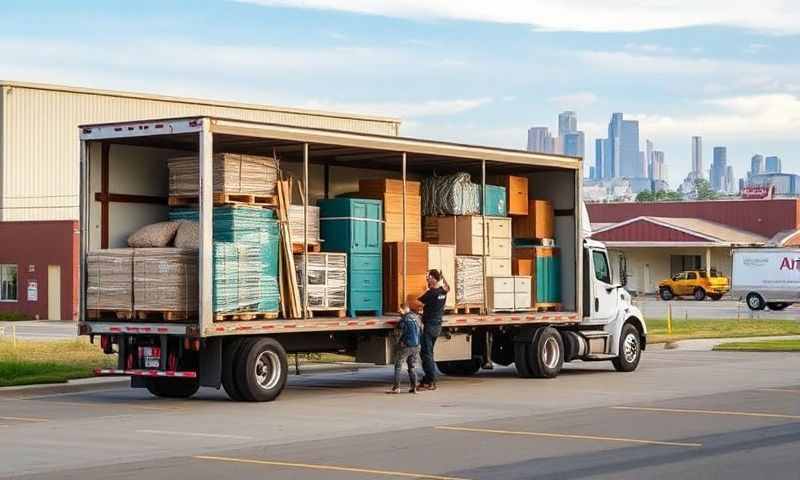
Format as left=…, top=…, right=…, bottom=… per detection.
left=0, top=377, right=129, bottom=398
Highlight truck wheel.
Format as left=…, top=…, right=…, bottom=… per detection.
left=612, top=323, right=642, bottom=372
left=222, top=338, right=246, bottom=401
left=659, top=288, right=673, bottom=301
left=693, top=288, right=706, bottom=301
left=437, top=359, right=481, bottom=376
left=145, top=378, right=200, bottom=398
left=491, top=338, right=515, bottom=366
left=235, top=337, right=288, bottom=402
left=709, top=294, right=722, bottom=301
left=746, top=292, right=766, bottom=311
left=514, top=340, right=534, bottom=378
left=527, top=327, right=564, bottom=379
left=767, top=302, right=789, bottom=311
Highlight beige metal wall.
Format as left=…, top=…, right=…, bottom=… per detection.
left=608, top=247, right=733, bottom=294
left=0, top=83, right=400, bottom=221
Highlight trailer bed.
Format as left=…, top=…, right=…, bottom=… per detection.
left=80, top=310, right=580, bottom=337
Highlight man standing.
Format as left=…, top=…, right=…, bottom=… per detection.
left=417, top=269, right=449, bottom=391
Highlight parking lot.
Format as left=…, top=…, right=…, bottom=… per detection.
left=2, top=347, right=799, bottom=479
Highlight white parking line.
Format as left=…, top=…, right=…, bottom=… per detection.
left=136, top=429, right=254, bottom=440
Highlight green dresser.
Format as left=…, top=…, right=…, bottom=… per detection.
left=319, top=198, right=383, bottom=317
left=535, top=251, right=561, bottom=304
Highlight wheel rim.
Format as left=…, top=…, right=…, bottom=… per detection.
left=254, top=350, right=281, bottom=390
left=623, top=333, right=639, bottom=364
left=542, top=337, right=560, bottom=369
left=748, top=295, right=761, bottom=309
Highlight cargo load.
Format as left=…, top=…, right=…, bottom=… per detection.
left=133, top=248, right=198, bottom=314
left=422, top=173, right=480, bottom=216
left=86, top=249, right=134, bottom=312
left=168, top=153, right=278, bottom=196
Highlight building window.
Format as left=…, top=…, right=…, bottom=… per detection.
left=0, top=264, right=18, bottom=301
left=671, top=255, right=702, bottom=275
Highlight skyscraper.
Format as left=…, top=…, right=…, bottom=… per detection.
left=621, top=120, right=640, bottom=177
left=638, top=151, right=647, bottom=177
left=558, top=111, right=577, bottom=138
left=595, top=138, right=607, bottom=180
left=651, top=151, right=666, bottom=181
left=563, top=131, right=585, bottom=159
left=725, top=165, right=735, bottom=193
left=691, top=136, right=703, bottom=178
left=710, top=146, right=728, bottom=191
left=607, top=113, right=623, bottom=178
left=751, top=155, right=764, bottom=177
left=645, top=139, right=654, bottom=178
left=527, top=127, right=555, bottom=154
left=765, top=156, right=782, bottom=173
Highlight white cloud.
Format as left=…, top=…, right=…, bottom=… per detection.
left=549, top=91, right=598, bottom=109
left=236, top=0, right=800, bottom=34
left=744, top=43, right=769, bottom=54
left=302, top=97, right=493, bottom=118
left=629, top=94, right=800, bottom=140
left=624, top=43, right=675, bottom=54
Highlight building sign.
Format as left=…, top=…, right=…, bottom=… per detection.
left=27, top=281, right=38, bottom=302
left=741, top=185, right=774, bottom=199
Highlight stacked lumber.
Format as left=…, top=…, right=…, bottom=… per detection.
left=276, top=180, right=302, bottom=318
left=455, top=255, right=484, bottom=305
left=288, top=205, right=320, bottom=246
left=168, top=153, right=278, bottom=196
left=133, top=248, right=198, bottom=313
left=357, top=179, right=422, bottom=242
left=86, top=249, right=134, bottom=312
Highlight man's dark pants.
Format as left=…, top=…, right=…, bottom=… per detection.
left=420, top=324, right=441, bottom=385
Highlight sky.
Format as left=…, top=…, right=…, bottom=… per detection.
left=1, top=0, right=798, bottom=187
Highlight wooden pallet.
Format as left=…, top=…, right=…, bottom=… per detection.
left=168, top=193, right=278, bottom=208
left=531, top=303, right=561, bottom=312
left=214, top=311, right=280, bottom=322
left=308, top=308, right=347, bottom=318
left=135, top=310, right=193, bottom=322
left=292, top=243, right=321, bottom=254
left=87, top=309, right=135, bottom=320
left=452, top=304, right=484, bottom=315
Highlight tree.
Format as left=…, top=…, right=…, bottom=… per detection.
left=636, top=189, right=684, bottom=202
left=694, top=178, right=718, bottom=200
left=636, top=190, right=654, bottom=202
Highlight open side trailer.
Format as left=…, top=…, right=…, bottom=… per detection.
left=78, top=116, right=645, bottom=401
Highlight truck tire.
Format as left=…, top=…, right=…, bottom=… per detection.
left=526, top=327, right=564, bottom=379
left=659, top=288, right=673, bottom=301
left=222, top=338, right=246, bottom=401
left=746, top=292, right=766, bottom=311
left=767, top=302, right=790, bottom=311
left=514, top=340, right=534, bottom=378
left=612, top=323, right=642, bottom=372
left=709, top=294, right=722, bottom=301
left=492, top=338, right=515, bottom=366
left=145, top=378, right=200, bottom=398
left=437, top=359, right=481, bottom=376
left=693, top=288, right=706, bottom=301
left=235, top=337, right=288, bottom=402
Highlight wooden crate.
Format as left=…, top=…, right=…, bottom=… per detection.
left=423, top=216, right=440, bottom=243
left=383, top=242, right=429, bottom=313
left=496, top=175, right=529, bottom=216
left=427, top=244, right=456, bottom=309
left=512, top=200, right=554, bottom=239
left=436, top=216, right=510, bottom=256
left=359, top=178, right=421, bottom=196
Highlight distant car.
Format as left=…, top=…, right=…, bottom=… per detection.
left=658, top=270, right=730, bottom=301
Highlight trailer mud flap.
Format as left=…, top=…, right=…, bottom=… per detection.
left=199, top=338, right=222, bottom=388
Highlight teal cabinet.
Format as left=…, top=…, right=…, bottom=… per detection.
left=482, top=185, right=507, bottom=217
left=319, top=198, right=383, bottom=316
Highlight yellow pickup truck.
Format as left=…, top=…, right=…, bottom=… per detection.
left=658, top=270, right=730, bottom=301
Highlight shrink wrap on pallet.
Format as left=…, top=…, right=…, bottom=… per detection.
left=168, top=153, right=278, bottom=196
left=288, top=205, right=320, bottom=245
left=422, top=173, right=480, bottom=216
left=456, top=255, right=484, bottom=305
left=295, top=252, right=347, bottom=309
left=133, top=248, right=198, bottom=313
left=86, top=249, right=134, bottom=311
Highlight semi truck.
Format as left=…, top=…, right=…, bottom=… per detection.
left=732, top=248, right=800, bottom=311
left=78, top=116, right=646, bottom=401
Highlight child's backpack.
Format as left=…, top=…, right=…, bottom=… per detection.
left=399, top=314, right=421, bottom=347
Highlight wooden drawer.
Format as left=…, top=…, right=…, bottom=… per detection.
left=486, top=257, right=511, bottom=276
left=489, top=276, right=515, bottom=293
left=349, top=289, right=382, bottom=313
left=514, top=276, right=532, bottom=293
left=488, top=237, right=511, bottom=258
left=515, top=292, right=532, bottom=309
left=486, top=218, right=511, bottom=239
left=512, top=258, right=534, bottom=276
left=350, top=253, right=381, bottom=272
left=489, top=292, right=515, bottom=310
left=350, top=271, right=381, bottom=292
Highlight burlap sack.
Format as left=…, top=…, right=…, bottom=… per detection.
left=174, top=221, right=200, bottom=249
left=127, top=221, right=181, bottom=248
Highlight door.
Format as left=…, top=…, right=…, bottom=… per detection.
left=681, top=272, right=697, bottom=295
left=590, top=249, right=618, bottom=322
left=48, top=265, right=61, bottom=320
left=643, top=264, right=651, bottom=294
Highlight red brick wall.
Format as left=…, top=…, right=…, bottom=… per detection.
left=593, top=220, right=710, bottom=242
left=587, top=199, right=800, bottom=238
left=0, top=221, right=79, bottom=320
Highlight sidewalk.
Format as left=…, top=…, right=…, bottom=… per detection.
left=655, top=335, right=800, bottom=352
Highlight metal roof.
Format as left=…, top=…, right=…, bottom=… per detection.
left=593, top=216, right=768, bottom=246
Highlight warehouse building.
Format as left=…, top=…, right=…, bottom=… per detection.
left=588, top=199, right=800, bottom=295
left=0, top=81, right=400, bottom=320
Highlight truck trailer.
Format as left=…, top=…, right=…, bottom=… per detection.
left=78, top=116, right=646, bottom=401
left=732, top=248, right=800, bottom=311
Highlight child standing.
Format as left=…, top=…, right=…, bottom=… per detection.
left=389, top=303, right=421, bottom=394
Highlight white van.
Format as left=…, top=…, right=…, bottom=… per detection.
left=731, top=248, right=800, bottom=310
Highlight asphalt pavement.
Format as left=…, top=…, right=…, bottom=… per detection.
left=3, top=348, right=800, bottom=479
left=634, top=297, right=800, bottom=320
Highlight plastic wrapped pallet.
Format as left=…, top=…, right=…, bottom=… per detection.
left=295, top=252, right=347, bottom=310
left=456, top=255, right=484, bottom=305
left=169, top=206, right=279, bottom=314
left=288, top=205, right=320, bottom=245
left=133, top=248, right=198, bottom=313
left=168, top=153, right=278, bottom=196
left=86, top=249, right=134, bottom=311
left=422, top=173, right=480, bottom=216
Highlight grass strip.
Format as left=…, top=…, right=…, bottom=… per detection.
left=647, top=319, right=800, bottom=344
left=0, top=338, right=115, bottom=387
left=713, top=339, right=800, bottom=352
